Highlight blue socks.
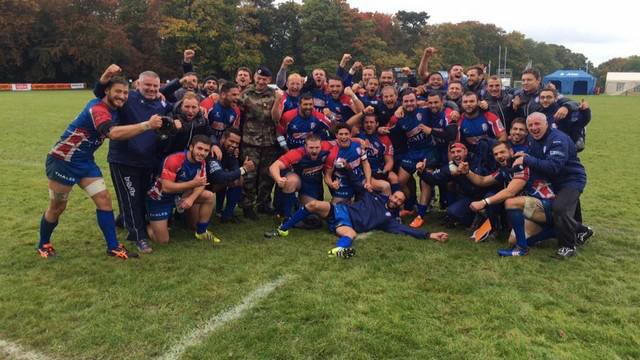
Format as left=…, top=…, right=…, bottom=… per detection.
left=39, top=214, right=58, bottom=248
left=280, top=206, right=310, bottom=231
left=527, top=226, right=555, bottom=246
left=222, top=186, right=241, bottom=219
left=336, top=235, right=353, bottom=248
left=196, top=222, right=209, bottom=234
left=96, top=209, right=119, bottom=250
left=416, top=204, right=428, bottom=217
left=507, top=209, right=528, bottom=249
left=281, top=193, right=296, bottom=219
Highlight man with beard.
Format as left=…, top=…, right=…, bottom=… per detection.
left=385, top=90, right=435, bottom=213
left=355, top=114, right=399, bottom=190
left=269, top=134, right=333, bottom=220
left=465, top=65, right=486, bottom=98
left=278, top=94, right=332, bottom=150
left=208, top=82, right=242, bottom=141
left=147, top=135, right=218, bottom=244
left=508, top=118, right=529, bottom=153
left=460, top=141, right=556, bottom=256
left=457, top=91, right=507, bottom=172
left=444, top=80, right=464, bottom=108
left=39, top=74, right=162, bottom=260
left=323, top=76, right=364, bottom=124
left=419, top=143, right=491, bottom=228
left=207, top=128, right=255, bottom=223
left=273, top=185, right=449, bottom=258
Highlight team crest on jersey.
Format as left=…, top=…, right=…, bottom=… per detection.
left=310, top=122, right=316, bottom=129
left=482, top=123, right=488, bottom=132
left=416, top=113, right=423, bottom=121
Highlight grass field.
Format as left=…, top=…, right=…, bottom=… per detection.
left=0, top=91, right=639, bottom=359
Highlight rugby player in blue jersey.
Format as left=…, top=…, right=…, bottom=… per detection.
left=146, top=135, right=219, bottom=244
left=273, top=183, right=449, bottom=258
left=39, top=75, right=163, bottom=259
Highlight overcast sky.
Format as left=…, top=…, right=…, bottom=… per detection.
left=284, top=0, right=638, bottom=66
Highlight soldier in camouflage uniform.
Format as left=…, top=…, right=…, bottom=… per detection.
left=239, top=66, right=278, bottom=219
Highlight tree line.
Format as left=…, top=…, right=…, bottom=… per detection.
left=1, top=0, right=617, bottom=84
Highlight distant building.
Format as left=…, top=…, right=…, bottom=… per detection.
left=605, top=72, right=640, bottom=95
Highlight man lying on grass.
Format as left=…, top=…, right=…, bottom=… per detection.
left=270, top=180, right=448, bottom=259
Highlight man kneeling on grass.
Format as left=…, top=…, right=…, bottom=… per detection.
left=458, top=141, right=556, bottom=256
left=146, top=135, right=220, bottom=244
left=271, top=180, right=448, bottom=259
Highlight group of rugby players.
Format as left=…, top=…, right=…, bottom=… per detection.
left=38, top=47, right=593, bottom=261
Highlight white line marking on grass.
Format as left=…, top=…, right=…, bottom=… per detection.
left=158, top=276, right=290, bottom=360
left=357, top=232, right=373, bottom=240
left=0, top=338, right=52, bottom=360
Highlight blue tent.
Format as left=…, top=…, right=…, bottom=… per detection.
left=543, top=70, right=595, bottom=95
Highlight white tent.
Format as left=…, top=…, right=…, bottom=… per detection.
left=605, top=72, right=640, bottom=95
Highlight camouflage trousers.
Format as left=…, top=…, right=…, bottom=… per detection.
left=240, top=144, right=279, bottom=210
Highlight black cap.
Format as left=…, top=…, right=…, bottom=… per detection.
left=256, top=66, right=272, bottom=77
left=203, top=75, right=217, bottom=83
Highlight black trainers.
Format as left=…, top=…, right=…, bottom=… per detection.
left=554, top=246, right=576, bottom=259
left=576, top=226, right=594, bottom=246
left=107, top=243, right=139, bottom=260
left=243, top=208, right=258, bottom=221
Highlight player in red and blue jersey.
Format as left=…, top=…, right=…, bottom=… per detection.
left=277, top=94, right=332, bottom=150
left=208, top=81, right=241, bottom=140
left=272, top=73, right=304, bottom=123
left=39, top=76, right=163, bottom=260
left=323, top=77, right=364, bottom=124
left=269, top=134, right=334, bottom=219
left=324, top=124, right=388, bottom=204
left=457, top=91, right=507, bottom=172
left=461, top=141, right=556, bottom=256
left=146, top=135, right=219, bottom=244
left=355, top=114, right=398, bottom=191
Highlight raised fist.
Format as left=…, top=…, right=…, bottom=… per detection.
left=282, top=56, right=294, bottom=68
left=183, top=49, right=195, bottom=62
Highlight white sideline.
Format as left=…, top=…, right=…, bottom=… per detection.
left=0, top=339, right=52, bottom=360
left=158, top=276, right=289, bottom=360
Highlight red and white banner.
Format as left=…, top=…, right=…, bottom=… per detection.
left=0, top=83, right=86, bottom=91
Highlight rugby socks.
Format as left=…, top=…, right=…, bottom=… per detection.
left=280, top=206, right=310, bottom=231
left=281, top=192, right=296, bottom=219
left=336, top=235, right=353, bottom=248
left=416, top=204, right=428, bottom=217
left=527, top=227, right=555, bottom=246
left=96, top=209, right=119, bottom=250
left=39, top=214, right=58, bottom=248
left=221, top=186, right=241, bottom=219
left=405, top=194, right=416, bottom=211
left=507, top=209, right=528, bottom=249
left=196, top=222, right=209, bottom=234
left=216, top=189, right=226, bottom=214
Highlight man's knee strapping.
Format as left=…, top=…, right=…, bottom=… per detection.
left=84, top=179, right=107, bottom=197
